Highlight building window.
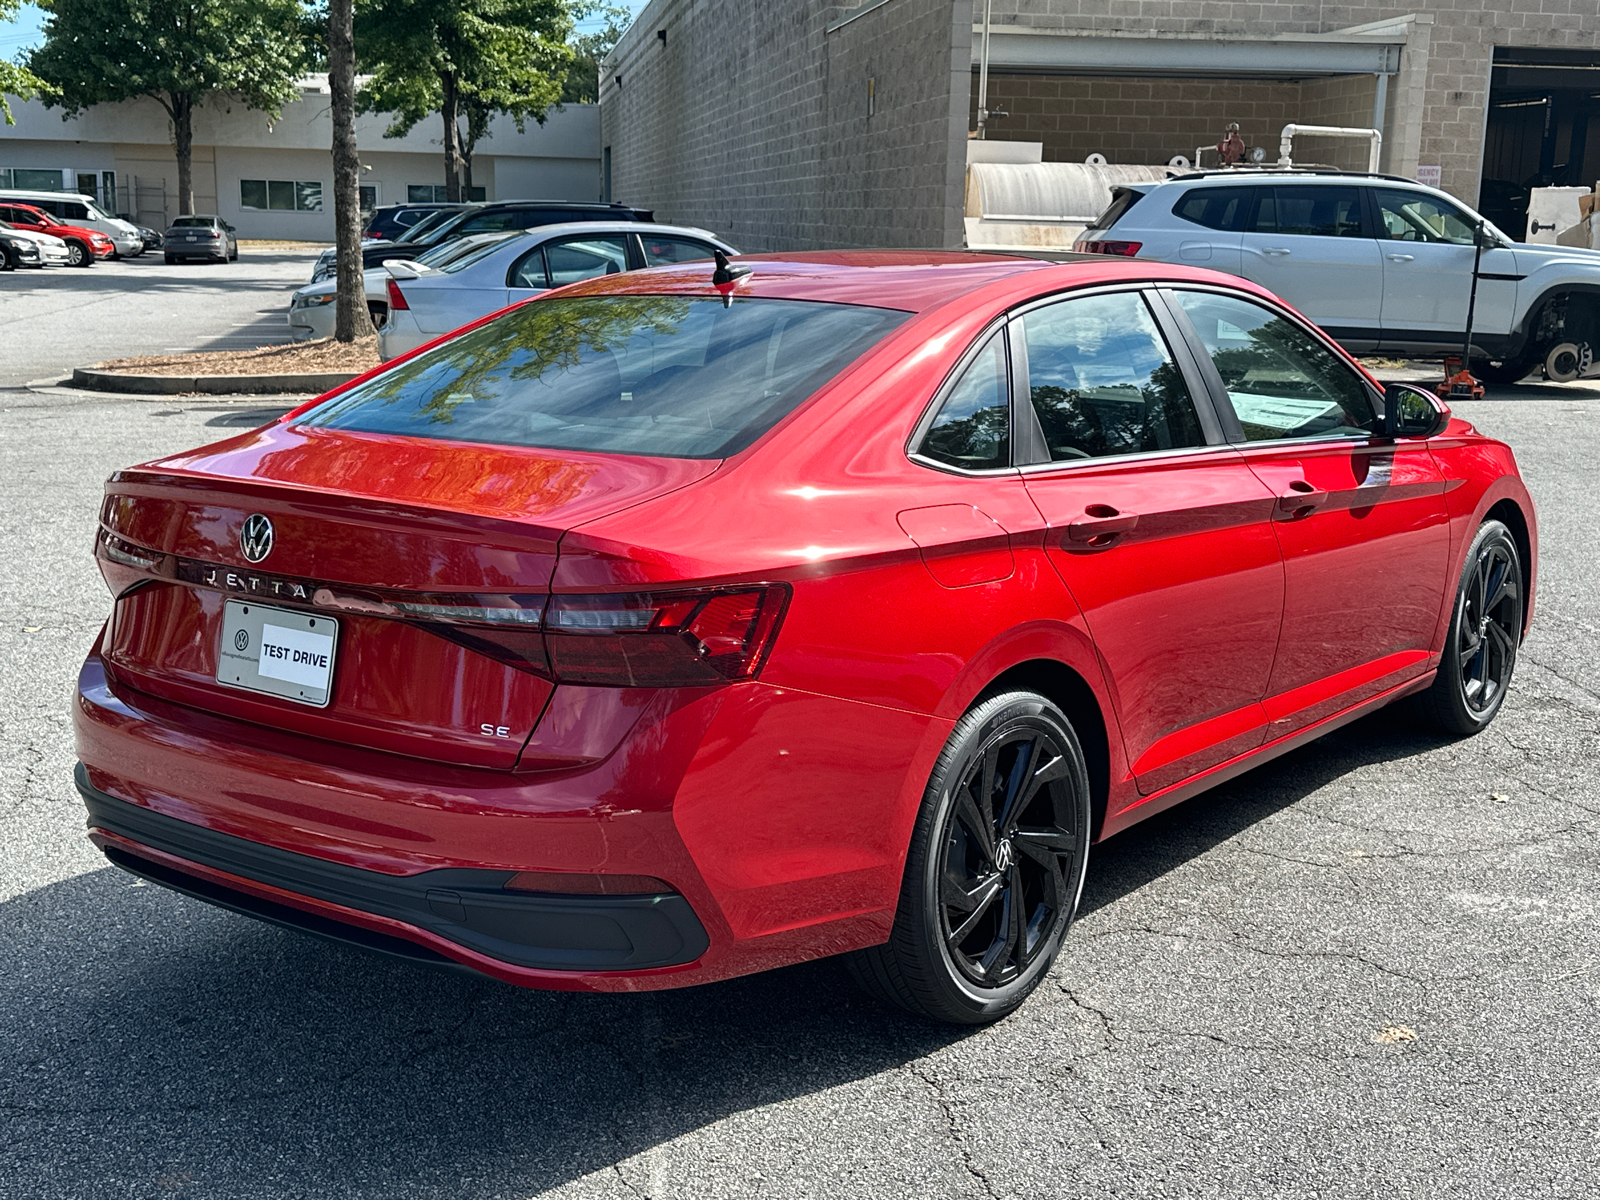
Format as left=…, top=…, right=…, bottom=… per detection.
left=408, top=184, right=486, bottom=203
left=0, top=167, right=68, bottom=190
left=240, top=179, right=324, bottom=212
left=359, top=184, right=379, bottom=215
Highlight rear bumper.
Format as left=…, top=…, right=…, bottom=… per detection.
left=79, top=764, right=710, bottom=976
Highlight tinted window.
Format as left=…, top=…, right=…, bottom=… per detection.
left=301, top=297, right=908, bottom=459
left=1172, top=187, right=1250, bottom=231
left=508, top=246, right=549, bottom=288
left=1022, top=292, right=1204, bottom=460
left=546, top=236, right=630, bottom=286
left=1086, top=188, right=1144, bottom=232
left=1249, top=186, right=1367, bottom=238
left=641, top=236, right=719, bottom=266
left=171, top=217, right=215, bottom=228
left=457, top=211, right=522, bottom=234
left=62, top=202, right=88, bottom=219
left=1172, top=291, right=1376, bottom=440
left=1373, top=188, right=1478, bottom=244
left=918, top=334, right=1010, bottom=470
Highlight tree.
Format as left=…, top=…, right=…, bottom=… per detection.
left=560, top=2, right=630, bottom=105
left=326, top=0, right=374, bottom=341
left=355, top=0, right=573, bottom=202
left=29, top=0, right=306, bottom=214
left=0, top=0, right=48, bottom=125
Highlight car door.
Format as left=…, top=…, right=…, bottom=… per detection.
left=1237, top=184, right=1383, bottom=345
left=1166, top=287, right=1451, bottom=736
left=1371, top=186, right=1520, bottom=349
left=504, top=233, right=633, bottom=306
left=1164, top=185, right=1248, bottom=275
left=1009, top=287, right=1286, bottom=795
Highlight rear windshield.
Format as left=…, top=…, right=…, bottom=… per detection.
left=1086, top=188, right=1145, bottom=232
left=300, top=296, right=910, bottom=459
left=171, top=217, right=214, bottom=228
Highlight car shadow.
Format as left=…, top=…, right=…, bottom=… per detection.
left=2, top=709, right=1446, bottom=1196
left=1081, top=708, right=1448, bottom=917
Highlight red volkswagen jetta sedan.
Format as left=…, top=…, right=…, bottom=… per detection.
left=76, top=252, right=1535, bottom=1024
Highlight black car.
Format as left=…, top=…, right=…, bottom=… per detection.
left=362, top=202, right=467, bottom=242
left=133, top=223, right=163, bottom=251
left=323, top=201, right=656, bottom=275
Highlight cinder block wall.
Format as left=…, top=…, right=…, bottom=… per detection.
left=980, top=1, right=1600, bottom=204
left=601, top=0, right=972, bottom=251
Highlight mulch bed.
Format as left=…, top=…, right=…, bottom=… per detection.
left=99, top=337, right=380, bottom=378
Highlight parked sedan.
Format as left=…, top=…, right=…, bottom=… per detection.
left=0, top=219, right=70, bottom=268
left=379, top=222, right=735, bottom=358
left=0, top=202, right=115, bottom=266
left=163, top=215, right=238, bottom=264
left=288, top=232, right=521, bottom=341
left=76, top=252, right=1534, bottom=1025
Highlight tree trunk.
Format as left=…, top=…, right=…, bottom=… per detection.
left=327, top=0, right=374, bottom=342
left=441, top=72, right=462, bottom=203
left=462, top=139, right=473, bottom=200
left=173, top=92, right=194, bottom=215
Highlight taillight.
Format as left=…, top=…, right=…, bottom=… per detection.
left=406, top=583, right=790, bottom=687
left=386, top=278, right=409, bottom=310
left=543, top=585, right=790, bottom=686
left=1078, top=240, right=1142, bottom=257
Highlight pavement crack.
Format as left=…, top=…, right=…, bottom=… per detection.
left=908, top=1063, right=1001, bottom=1200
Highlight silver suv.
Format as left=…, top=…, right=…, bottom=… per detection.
left=1075, top=171, right=1600, bottom=383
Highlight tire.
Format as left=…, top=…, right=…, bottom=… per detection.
left=1412, top=519, right=1523, bottom=736
left=847, top=690, right=1092, bottom=1025
left=0, top=244, right=15, bottom=271
left=1470, top=356, right=1533, bottom=386
left=66, top=240, right=91, bottom=268
left=164, top=254, right=176, bottom=265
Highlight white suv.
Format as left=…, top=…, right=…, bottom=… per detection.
left=1075, top=171, right=1600, bottom=383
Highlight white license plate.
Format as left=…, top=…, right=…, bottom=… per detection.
left=216, top=601, right=339, bottom=707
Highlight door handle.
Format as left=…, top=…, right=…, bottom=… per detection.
left=1262, top=247, right=1292, bottom=256
left=1387, top=253, right=1415, bottom=262
left=1275, top=481, right=1328, bottom=517
left=1066, top=505, right=1139, bottom=543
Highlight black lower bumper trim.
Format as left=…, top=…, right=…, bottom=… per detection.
left=77, top=764, right=710, bottom=973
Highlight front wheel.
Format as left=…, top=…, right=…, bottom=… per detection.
left=66, top=240, right=91, bottom=268
left=848, top=691, right=1092, bottom=1024
left=0, top=244, right=15, bottom=271
left=1413, top=519, right=1523, bottom=735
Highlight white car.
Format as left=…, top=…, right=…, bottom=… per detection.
left=0, top=219, right=71, bottom=267
left=378, top=222, right=737, bottom=360
left=288, top=232, right=522, bottom=341
left=1075, top=169, right=1600, bottom=382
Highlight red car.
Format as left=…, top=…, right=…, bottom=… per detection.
left=0, top=202, right=114, bottom=266
left=76, top=252, right=1535, bottom=1024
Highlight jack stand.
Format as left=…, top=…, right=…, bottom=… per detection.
left=1436, top=356, right=1485, bottom=403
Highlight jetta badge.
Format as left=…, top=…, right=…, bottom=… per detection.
left=239, top=514, right=275, bottom=563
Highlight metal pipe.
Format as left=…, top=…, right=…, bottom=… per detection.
left=1277, top=124, right=1383, bottom=173
left=976, top=0, right=993, bottom=140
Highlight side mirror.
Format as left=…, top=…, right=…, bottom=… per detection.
left=1382, top=382, right=1450, bottom=439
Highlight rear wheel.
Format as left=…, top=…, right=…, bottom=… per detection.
left=66, top=240, right=91, bottom=268
left=1413, top=519, right=1522, bottom=735
left=164, top=253, right=176, bottom=265
left=848, top=691, right=1092, bottom=1024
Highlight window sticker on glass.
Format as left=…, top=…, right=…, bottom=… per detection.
left=1228, top=395, right=1346, bottom=437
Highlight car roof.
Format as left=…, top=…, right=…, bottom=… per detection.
left=0, top=189, right=96, bottom=201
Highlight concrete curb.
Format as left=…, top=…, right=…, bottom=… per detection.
left=71, top=367, right=357, bottom=396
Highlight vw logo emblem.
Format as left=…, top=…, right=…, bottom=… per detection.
left=993, top=839, right=1014, bottom=872
left=234, top=630, right=250, bottom=651
left=239, top=513, right=274, bottom=563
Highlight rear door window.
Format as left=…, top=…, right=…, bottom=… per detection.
left=1249, top=186, right=1368, bottom=238
left=1020, top=291, right=1205, bottom=460
left=545, top=236, right=630, bottom=286
left=1172, top=187, right=1251, bottom=231
left=299, top=296, right=909, bottom=459
left=916, top=333, right=1011, bottom=470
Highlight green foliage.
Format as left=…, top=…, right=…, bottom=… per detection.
left=27, top=0, right=308, bottom=121
left=354, top=0, right=574, bottom=140
left=0, top=0, right=48, bottom=124
left=561, top=2, right=630, bottom=105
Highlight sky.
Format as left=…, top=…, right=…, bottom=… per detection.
left=0, top=2, right=645, bottom=64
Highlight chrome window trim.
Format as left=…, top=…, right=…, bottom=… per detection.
left=904, top=313, right=1017, bottom=477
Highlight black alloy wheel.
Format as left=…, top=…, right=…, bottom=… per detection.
left=1414, top=519, right=1522, bottom=735
left=848, top=691, right=1092, bottom=1024
left=67, top=240, right=90, bottom=268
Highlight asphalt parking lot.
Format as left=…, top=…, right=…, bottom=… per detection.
left=2, top=376, right=1598, bottom=1197
left=0, top=246, right=319, bottom=387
